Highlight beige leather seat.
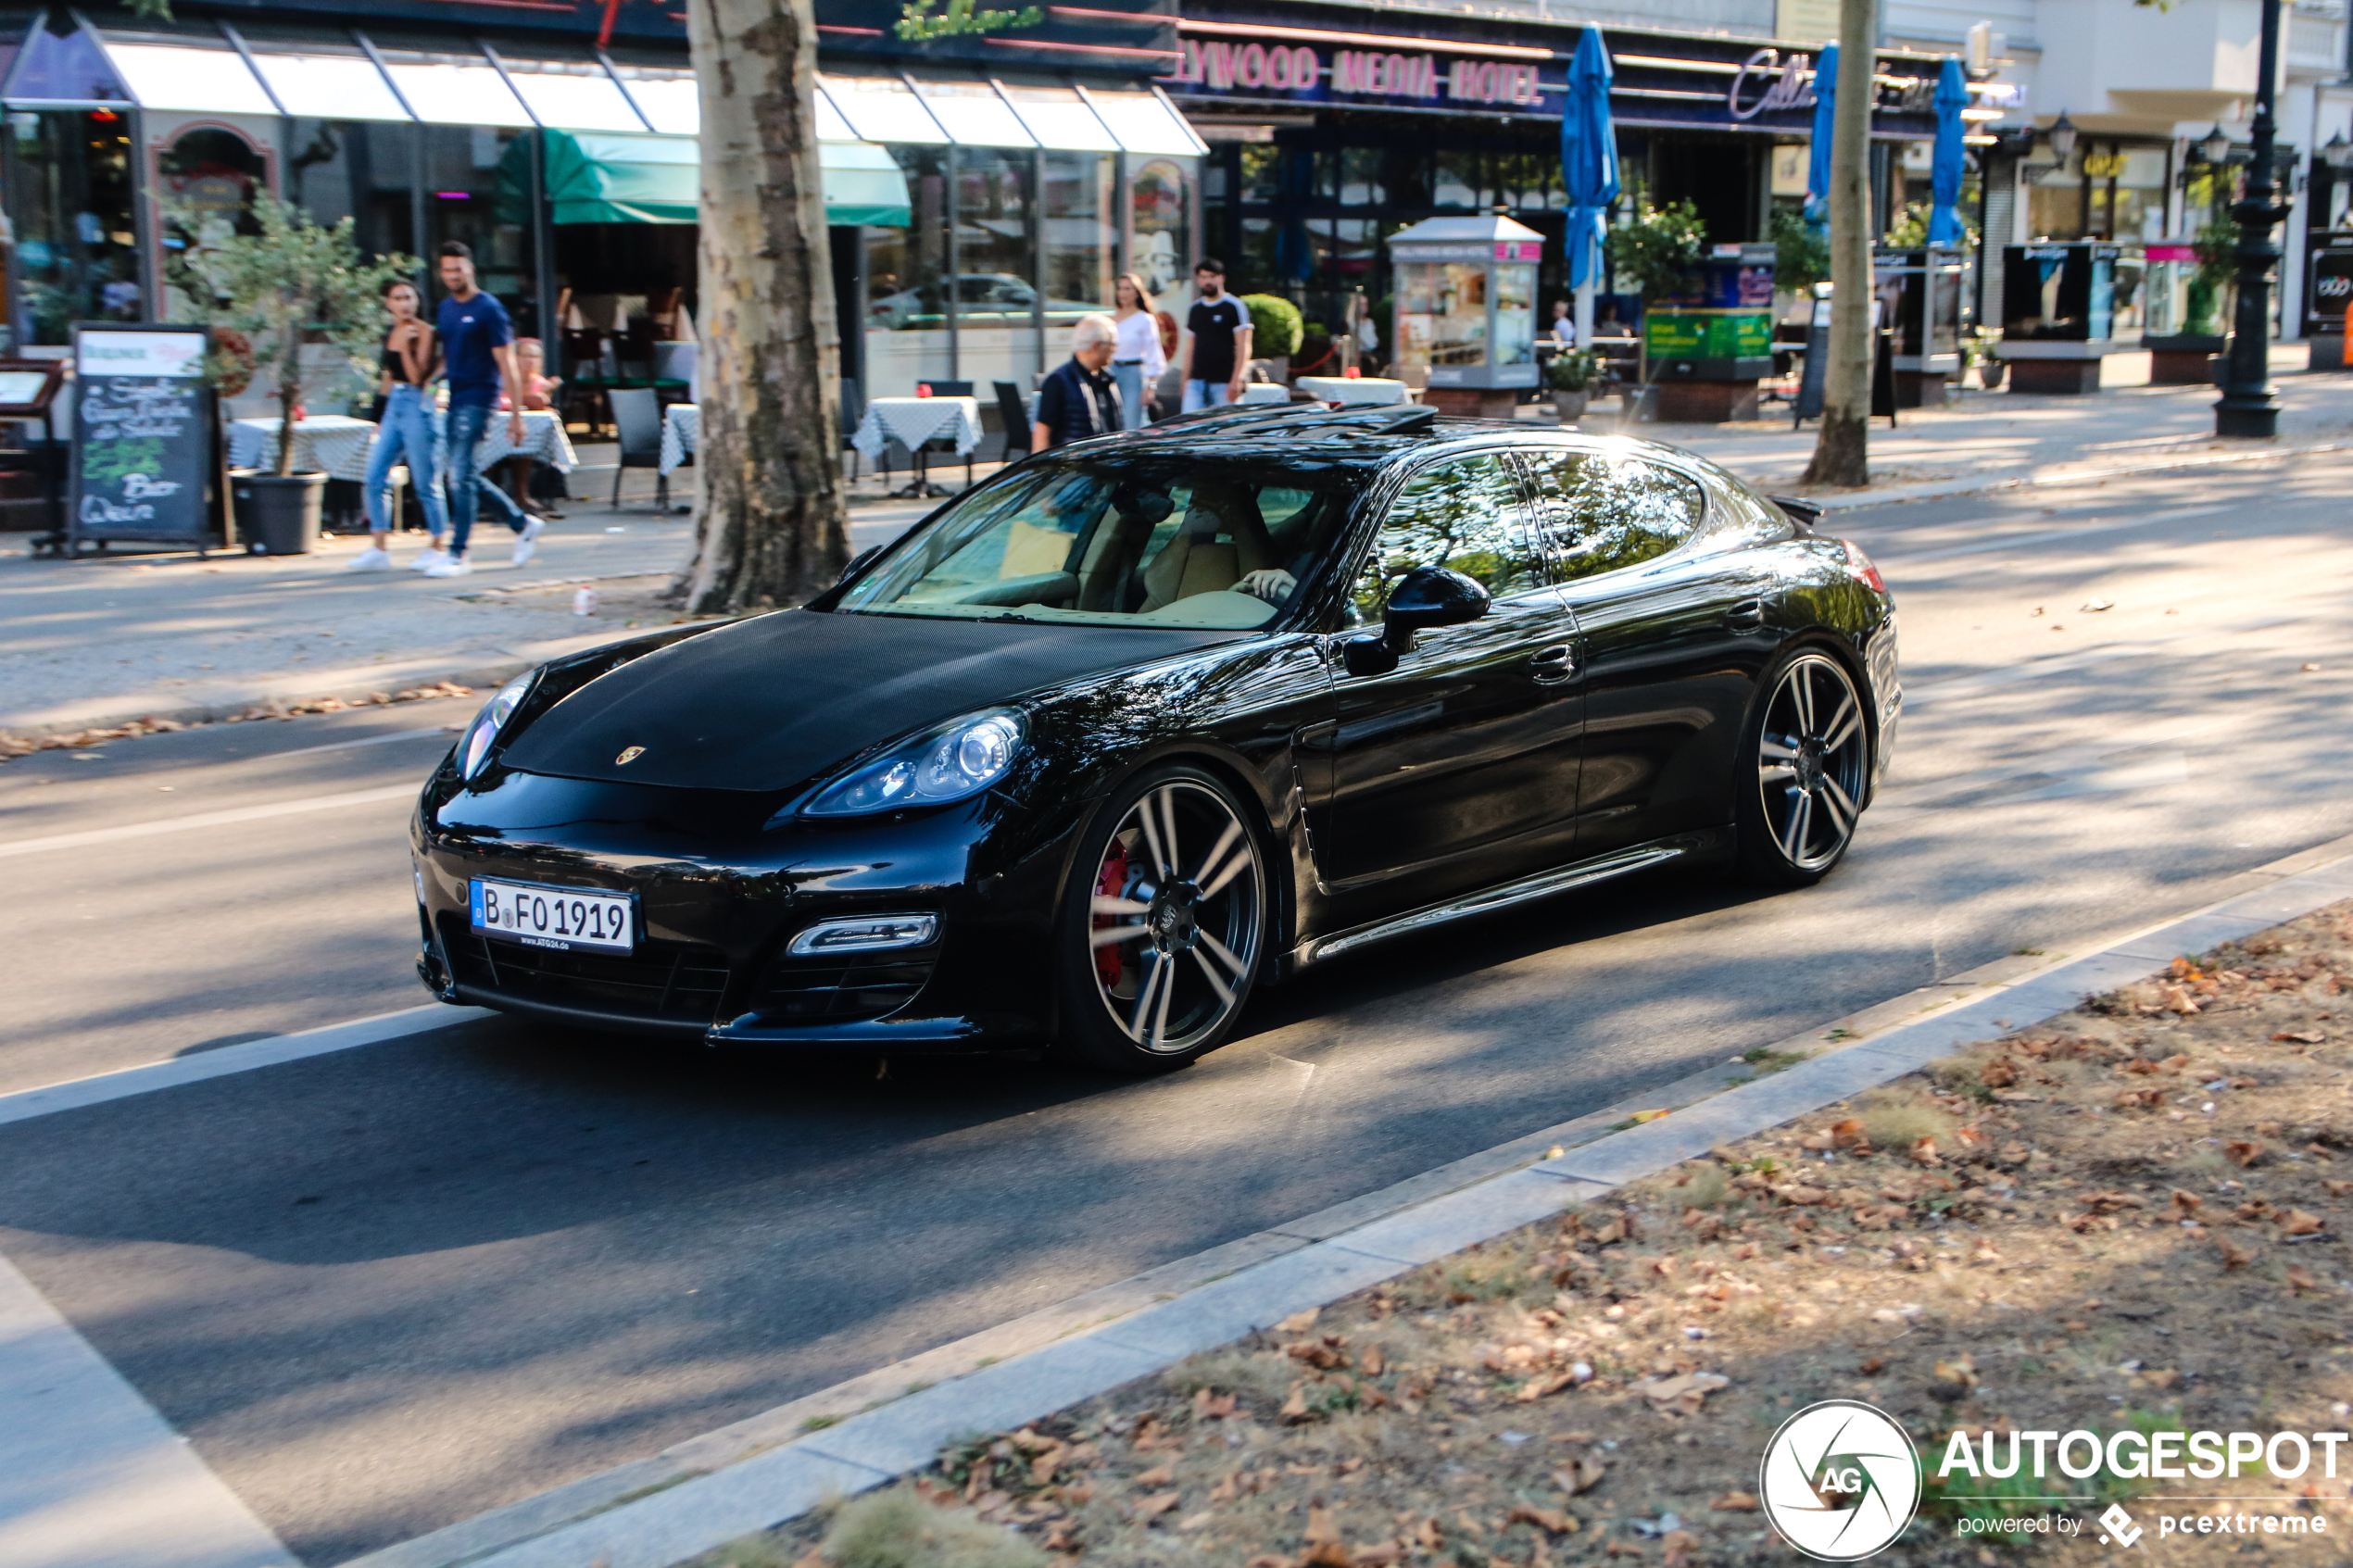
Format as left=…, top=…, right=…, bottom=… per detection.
left=1138, top=485, right=1276, bottom=612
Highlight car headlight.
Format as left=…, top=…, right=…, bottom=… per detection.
left=803, top=709, right=1026, bottom=817
left=459, top=673, right=534, bottom=780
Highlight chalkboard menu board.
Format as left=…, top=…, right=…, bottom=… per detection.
left=69, top=323, right=217, bottom=554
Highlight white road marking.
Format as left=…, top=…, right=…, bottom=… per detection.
left=271, top=727, right=458, bottom=761
left=0, top=784, right=420, bottom=861
left=0, top=1253, right=295, bottom=1568
left=0, top=1006, right=492, bottom=1130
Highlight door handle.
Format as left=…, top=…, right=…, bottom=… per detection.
left=1529, top=645, right=1576, bottom=683
left=1725, top=598, right=1767, bottom=631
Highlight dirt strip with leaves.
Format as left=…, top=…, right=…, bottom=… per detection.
left=698, top=900, right=2353, bottom=1568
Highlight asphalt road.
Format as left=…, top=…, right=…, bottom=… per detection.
left=4, top=454, right=2352, bottom=1563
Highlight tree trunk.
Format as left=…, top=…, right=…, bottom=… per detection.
left=677, top=0, right=849, bottom=614
left=1799, top=0, right=1877, bottom=489
left=276, top=312, right=301, bottom=477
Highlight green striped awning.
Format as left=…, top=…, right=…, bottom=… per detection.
left=499, top=129, right=911, bottom=227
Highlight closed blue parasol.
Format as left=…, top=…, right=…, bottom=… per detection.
left=1559, top=26, right=1618, bottom=290
left=1805, top=44, right=1836, bottom=229
left=1927, top=57, right=1969, bottom=245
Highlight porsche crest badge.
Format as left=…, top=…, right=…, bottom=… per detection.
left=616, top=746, right=646, bottom=765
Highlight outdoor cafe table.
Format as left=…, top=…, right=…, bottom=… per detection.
left=660, top=402, right=698, bottom=475
left=227, top=409, right=577, bottom=483
left=851, top=395, right=983, bottom=498
left=1294, top=376, right=1409, bottom=406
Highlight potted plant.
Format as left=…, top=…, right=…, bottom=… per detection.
left=1544, top=345, right=1607, bottom=422
left=170, top=192, right=414, bottom=554
left=1240, top=292, right=1303, bottom=383
left=1964, top=326, right=2005, bottom=390
left=1610, top=198, right=1707, bottom=383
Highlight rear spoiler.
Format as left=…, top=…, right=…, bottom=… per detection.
left=1768, top=495, right=1823, bottom=535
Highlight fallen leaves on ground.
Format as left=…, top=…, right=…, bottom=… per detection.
left=716, top=901, right=2353, bottom=1568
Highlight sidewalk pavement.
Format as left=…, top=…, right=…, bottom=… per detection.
left=5, top=352, right=2348, bottom=745
left=0, top=487, right=936, bottom=742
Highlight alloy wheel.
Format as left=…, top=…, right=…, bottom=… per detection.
left=1087, top=780, right=1262, bottom=1054
left=1755, top=652, right=1869, bottom=873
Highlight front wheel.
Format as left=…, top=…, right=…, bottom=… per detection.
left=1051, top=766, right=1266, bottom=1073
left=1737, top=648, right=1872, bottom=886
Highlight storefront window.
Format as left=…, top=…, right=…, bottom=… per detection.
left=2112, top=148, right=2170, bottom=241
left=865, top=144, right=949, bottom=398
left=955, top=146, right=1040, bottom=383
left=1434, top=150, right=1479, bottom=210
left=1128, top=158, right=1189, bottom=300
left=2026, top=149, right=2083, bottom=240
left=1239, top=144, right=1279, bottom=204
left=1041, top=149, right=1113, bottom=322
left=6, top=108, right=140, bottom=345
left=1340, top=148, right=1385, bottom=207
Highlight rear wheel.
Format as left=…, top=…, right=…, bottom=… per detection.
left=1737, top=648, right=1871, bottom=886
left=1051, top=766, right=1265, bottom=1073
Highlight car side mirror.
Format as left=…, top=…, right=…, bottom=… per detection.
left=1342, top=565, right=1491, bottom=676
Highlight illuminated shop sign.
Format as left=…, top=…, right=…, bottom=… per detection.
left=1169, top=38, right=1540, bottom=106
left=1164, top=5, right=1947, bottom=132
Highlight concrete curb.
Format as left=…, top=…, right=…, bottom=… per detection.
left=345, top=832, right=2353, bottom=1568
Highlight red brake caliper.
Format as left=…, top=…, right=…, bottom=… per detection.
left=1093, top=842, right=1129, bottom=986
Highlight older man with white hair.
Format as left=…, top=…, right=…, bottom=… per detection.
left=1031, top=313, right=1124, bottom=454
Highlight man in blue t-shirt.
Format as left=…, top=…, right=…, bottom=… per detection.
left=421, top=241, right=539, bottom=578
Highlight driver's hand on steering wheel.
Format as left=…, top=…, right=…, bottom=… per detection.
left=1239, top=569, right=1296, bottom=603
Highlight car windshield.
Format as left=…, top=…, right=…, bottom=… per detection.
left=834, top=457, right=1356, bottom=629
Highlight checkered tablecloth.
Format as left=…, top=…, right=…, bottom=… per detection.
left=851, top=396, right=983, bottom=463
left=227, top=410, right=576, bottom=483
left=661, top=403, right=698, bottom=476
left=227, top=417, right=377, bottom=481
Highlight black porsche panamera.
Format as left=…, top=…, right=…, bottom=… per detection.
left=411, top=402, right=1898, bottom=1073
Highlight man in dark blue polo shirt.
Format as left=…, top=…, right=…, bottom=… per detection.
left=422, top=242, right=537, bottom=578
left=1029, top=314, right=1123, bottom=453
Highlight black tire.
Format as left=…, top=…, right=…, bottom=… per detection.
left=1736, top=646, right=1873, bottom=887
left=1050, top=764, right=1267, bottom=1073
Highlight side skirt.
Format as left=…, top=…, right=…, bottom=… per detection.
left=1284, top=828, right=1730, bottom=972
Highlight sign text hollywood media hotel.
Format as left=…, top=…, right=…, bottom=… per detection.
left=1172, top=35, right=1545, bottom=109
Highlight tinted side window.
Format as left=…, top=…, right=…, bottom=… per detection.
left=1521, top=451, right=1705, bottom=583
left=1347, top=454, right=1543, bottom=626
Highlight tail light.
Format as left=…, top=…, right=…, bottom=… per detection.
left=1843, top=539, right=1887, bottom=594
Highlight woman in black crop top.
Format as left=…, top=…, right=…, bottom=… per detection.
left=351, top=280, right=450, bottom=570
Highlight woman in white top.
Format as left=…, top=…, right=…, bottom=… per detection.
left=1110, top=272, right=1168, bottom=430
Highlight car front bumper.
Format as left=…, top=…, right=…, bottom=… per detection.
left=411, top=767, right=1075, bottom=1049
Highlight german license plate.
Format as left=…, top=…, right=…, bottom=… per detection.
left=471, top=877, right=634, bottom=955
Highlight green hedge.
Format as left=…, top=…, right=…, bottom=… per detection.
left=1239, top=294, right=1302, bottom=359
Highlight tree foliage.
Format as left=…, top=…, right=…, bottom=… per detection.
left=1770, top=207, right=1831, bottom=293
left=169, top=192, right=415, bottom=475
left=1613, top=199, right=1707, bottom=300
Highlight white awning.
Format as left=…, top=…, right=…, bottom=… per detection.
left=999, top=84, right=1118, bottom=153
left=904, top=79, right=1033, bottom=147
left=378, top=58, right=534, bottom=127
left=820, top=74, right=947, bottom=145
left=247, top=50, right=410, bottom=122
left=813, top=87, right=856, bottom=144
left=103, top=42, right=276, bottom=116
left=616, top=74, right=698, bottom=136
left=503, top=63, right=649, bottom=132
left=1082, top=89, right=1208, bottom=156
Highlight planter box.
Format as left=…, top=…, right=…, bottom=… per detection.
left=2145, top=332, right=2228, bottom=384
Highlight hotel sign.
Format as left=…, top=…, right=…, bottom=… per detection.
left=1171, top=38, right=1541, bottom=107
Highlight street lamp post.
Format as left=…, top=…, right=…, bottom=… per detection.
left=2216, top=0, right=2289, bottom=436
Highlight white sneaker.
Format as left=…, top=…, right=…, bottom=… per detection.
left=422, top=556, right=472, bottom=578
left=410, top=546, right=449, bottom=572
left=512, top=515, right=545, bottom=567
left=346, top=546, right=393, bottom=571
